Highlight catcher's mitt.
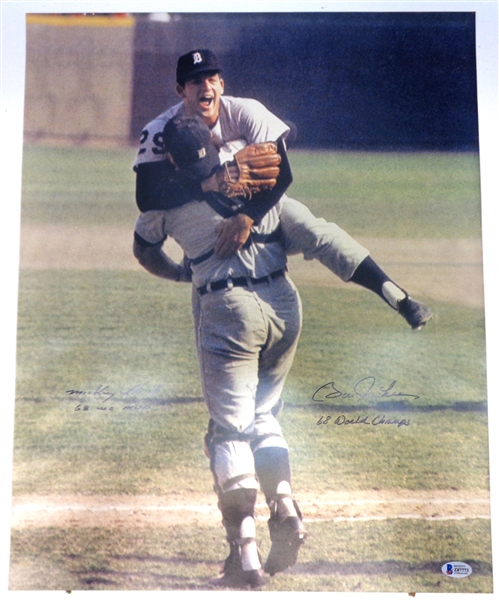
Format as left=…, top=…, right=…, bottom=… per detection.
left=217, top=142, right=281, bottom=199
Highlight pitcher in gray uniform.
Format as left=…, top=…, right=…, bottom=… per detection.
left=134, top=49, right=433, bottom=329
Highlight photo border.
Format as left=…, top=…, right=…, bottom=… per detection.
left=1, top=1, right=497, bottom=598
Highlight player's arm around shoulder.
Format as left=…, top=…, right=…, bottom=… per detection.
left=133, top=211, right=192, bottom=283
left=133, top=239, right=191, bottom=282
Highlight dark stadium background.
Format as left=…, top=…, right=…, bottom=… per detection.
left=131, top=12, right=478, bottom=151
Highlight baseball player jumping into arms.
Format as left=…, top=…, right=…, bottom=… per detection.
left=133, top=50, right=433, bottom=590
left=134, top=49, right=433, bottom=329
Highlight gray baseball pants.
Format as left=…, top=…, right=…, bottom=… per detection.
left=193, top=274, right=301, bottom=493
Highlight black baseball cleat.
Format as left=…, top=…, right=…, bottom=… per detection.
left=209, top=542, right=267, bottom=590
left=264, top=500, right=307, bottom=576
left=397, top=296, right=433, bottom=330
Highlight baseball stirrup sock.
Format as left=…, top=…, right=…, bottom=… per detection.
left=240, top=516, right=261, bottom=571
left=350, top=256, right=406, bottom=309
left=274, top=481, right=298, bottom=520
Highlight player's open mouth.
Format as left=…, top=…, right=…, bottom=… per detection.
left=199, top=96, right=213, bottom=108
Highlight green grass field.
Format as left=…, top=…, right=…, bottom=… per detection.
left=9, top=145, right=491, bottom=592
left=20, top=145, right=481, bottom=237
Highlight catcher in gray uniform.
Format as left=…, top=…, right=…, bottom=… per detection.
left=133, top=50, right=433, bottom=590
left=135, top=115, right=305, bottom=590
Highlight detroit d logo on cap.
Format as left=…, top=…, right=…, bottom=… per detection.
left=192, top=52, right=203, bottom=64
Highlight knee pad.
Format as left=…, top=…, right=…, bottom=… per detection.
left=213, top=441, right=259, bottom=493
left=218, top=488, right=258, bottom=527
left=205, top=421, right=258, bottom=494
left=204, top=418, right=253, bottom=458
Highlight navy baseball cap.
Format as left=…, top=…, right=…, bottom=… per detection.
left=176, top=49, right=221, bottom=85
left=163, top=115, right=220, bottom=180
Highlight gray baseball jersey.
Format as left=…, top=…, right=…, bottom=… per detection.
left=134, top=96, right=289, bottom=168
left=134, top=198, right=287, bottom=288
left=135, top=96, right=369, bottom=282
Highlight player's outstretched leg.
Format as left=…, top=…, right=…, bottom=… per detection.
left=279, top=197, right=433, bottom=329
left=350, top=256, right=433, bottom=329
left=253, top=444, right=307, bottom=575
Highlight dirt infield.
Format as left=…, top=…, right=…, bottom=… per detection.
left=11, top=489, right=490, bottom=530
left=19, top=224, right=484, bottom=308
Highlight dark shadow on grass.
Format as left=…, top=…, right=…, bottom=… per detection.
left=292, top=400, right=488, bottom=413
left=147, top=397, right=204, bottom=406
left=291, top=558, right=492, bottom=577
left=20, top=395, right=487, bottom=412
left=67, top=558, right=493, bottom=590
left=70, top=558, right=223, bottom=591
left=67, top=552, right=220, bottom=568
left=111, top=553, right=220, bottom=566
left=79, top=576, right=117, bottom=587
left=19, top=396, right=205, bottom=405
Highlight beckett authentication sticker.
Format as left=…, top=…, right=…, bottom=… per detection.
left=442, top=562, right=473, bottom=579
